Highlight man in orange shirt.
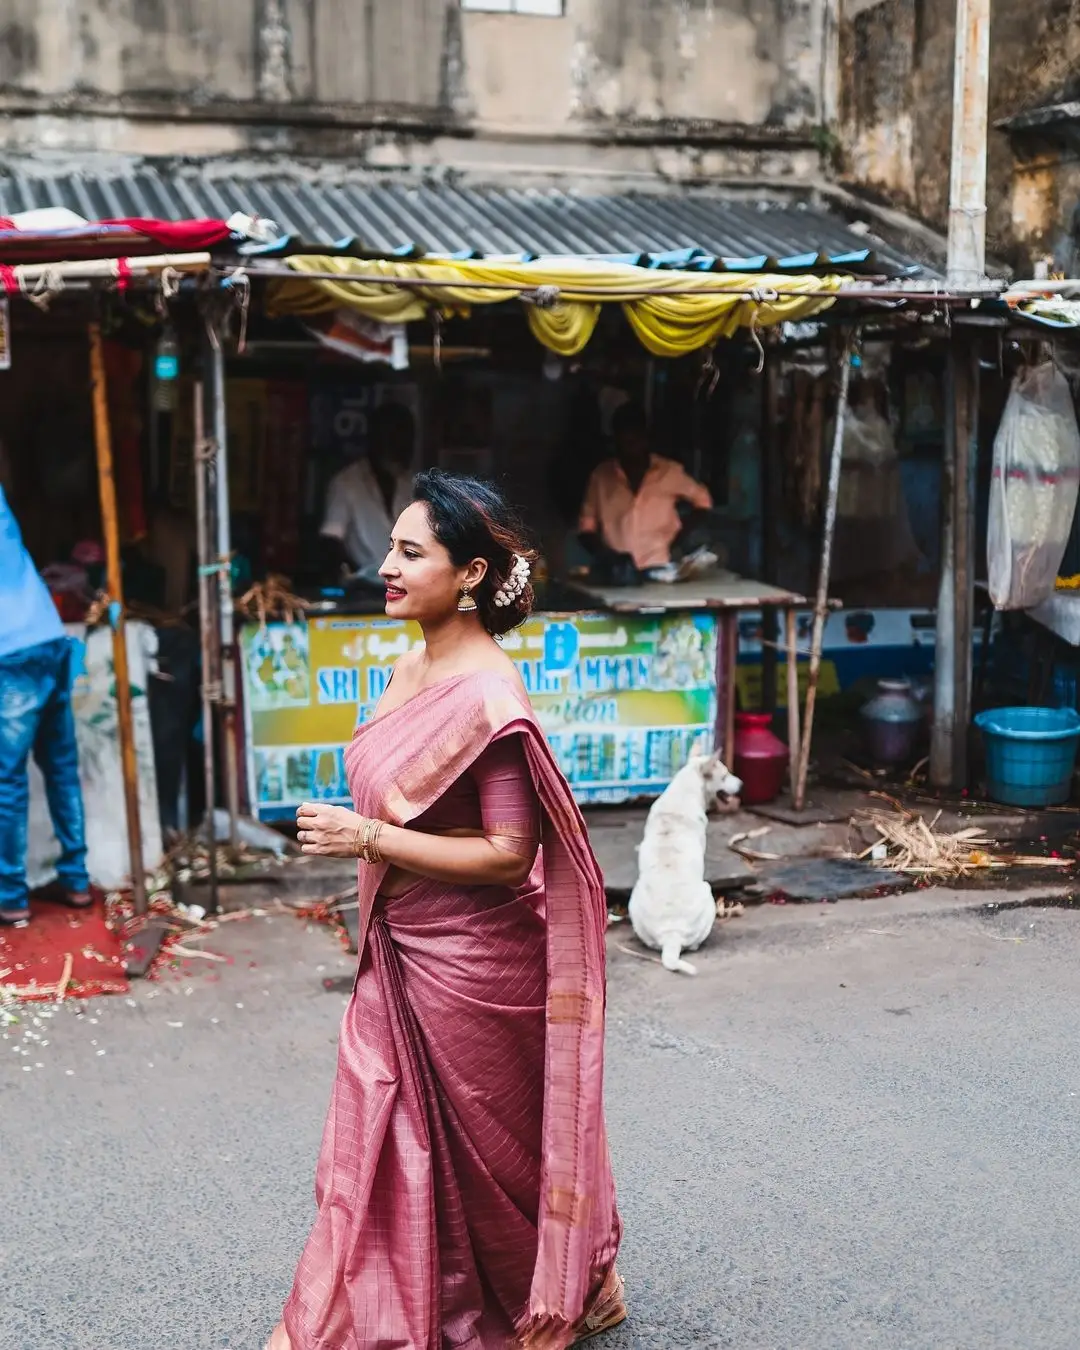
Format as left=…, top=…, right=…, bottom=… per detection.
left=578, top=402, right=715, bottom=579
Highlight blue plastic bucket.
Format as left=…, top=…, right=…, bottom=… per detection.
left=974, top=707, right=1080, bottom=807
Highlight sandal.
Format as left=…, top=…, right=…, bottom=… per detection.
left=34, top=882, right=94, bottom=910
left=572, top=1270, right=627, bottom=1345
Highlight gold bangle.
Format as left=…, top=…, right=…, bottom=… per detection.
left=353, top=816, right=387, bottom=865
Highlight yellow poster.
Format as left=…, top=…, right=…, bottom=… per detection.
left=241, top=611, right=719, bottom=815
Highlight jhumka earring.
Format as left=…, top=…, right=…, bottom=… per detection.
left=457, top=586, right=478, bottom=614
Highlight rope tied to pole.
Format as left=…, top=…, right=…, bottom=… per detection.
left=22, top=264, right=65, bottom=311
left=521, top=284, right=562, bottom=309
left=159, top=266, right=182, bottom=301
left=224, top=268, right=252, bottom=353
left=748, top=314, right=766, bottom=375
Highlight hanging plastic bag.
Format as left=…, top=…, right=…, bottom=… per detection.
left=988, top=361, right=1080, bottom=609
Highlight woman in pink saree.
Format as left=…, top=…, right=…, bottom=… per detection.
left=267, top=471, right=623, bottom=1350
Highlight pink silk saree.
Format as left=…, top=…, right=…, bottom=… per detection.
left=283, top=670, right=621, bottom=1349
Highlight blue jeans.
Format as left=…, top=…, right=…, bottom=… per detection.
left=0, top=637, right=89, bottom=911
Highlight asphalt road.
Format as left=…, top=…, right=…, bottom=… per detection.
left=3, top=885, right=1079, bottom=1350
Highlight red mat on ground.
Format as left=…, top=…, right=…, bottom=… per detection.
left=0, top=899, right=128, bottom=1001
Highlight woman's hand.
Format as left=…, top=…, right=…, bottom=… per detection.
left=296, top=802, right=361, bottom=858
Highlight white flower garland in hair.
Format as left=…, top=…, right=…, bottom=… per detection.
left=493, top=554, right=531, bottom=608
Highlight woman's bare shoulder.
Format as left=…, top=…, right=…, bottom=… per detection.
left=392, top=648, right=423, bottom=679
left=464, top=649, right=529, bottom=702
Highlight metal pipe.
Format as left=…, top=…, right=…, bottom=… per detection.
left=206, top=320, right=241, bottom=852
left=88, top=322, right=148, bottom=915
left=793, top=335, right=854, bottom=810
left=192, top=379, right=220, bottom=915
left=946, top=0, right=991, bottom=285
left=243, top=265, right=1006, bottom=303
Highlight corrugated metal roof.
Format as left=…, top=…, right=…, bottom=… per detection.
left=0, top=160, right=924, bottom=274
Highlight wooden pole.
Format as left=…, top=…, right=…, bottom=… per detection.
left=952, top=337, right=979, bottom=788
left=721, top=612, right=739, bottom=766
left=793, top=336, right=854, bottom=810
left=931, top=335, right=980, bottom=788
left=88, top=322, right=147, bottom=914
left=785, top=607, right=802, bottom=792
left=760, top=356, right=781, bottom=712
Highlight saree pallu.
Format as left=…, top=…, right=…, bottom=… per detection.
left=284, top=671, right=621, bottom=1349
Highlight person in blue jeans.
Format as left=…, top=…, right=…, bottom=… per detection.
left=0, top=484, right=90, bottom=926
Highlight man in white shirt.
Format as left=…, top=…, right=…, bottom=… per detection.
left=321, top=403, right=416, bottom=584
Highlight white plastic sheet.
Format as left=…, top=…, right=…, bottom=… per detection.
left=26, top=622, right=163, bottom=892
left=988, top=361, right=1080, bottom=610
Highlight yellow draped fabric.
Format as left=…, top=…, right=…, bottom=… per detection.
left=265, top=256, right=843, bottom=357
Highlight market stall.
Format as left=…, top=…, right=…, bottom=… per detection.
left=219, top=255, right=838, bottom=810
left=7, top=204, right=1069, bottom=864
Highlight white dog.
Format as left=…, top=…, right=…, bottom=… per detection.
left=628, top=752, right=743, bottom=975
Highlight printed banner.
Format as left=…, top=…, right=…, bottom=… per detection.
left=241, top=611, right=718, bottom=817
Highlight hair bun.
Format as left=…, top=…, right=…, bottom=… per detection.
left=411, top=469, right=537, bottom=637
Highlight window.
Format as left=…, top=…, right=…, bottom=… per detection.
left=461, top=0, right=565, bottom=14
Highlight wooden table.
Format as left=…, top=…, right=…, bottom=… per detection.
left=569, top=574, right=809, bottom=767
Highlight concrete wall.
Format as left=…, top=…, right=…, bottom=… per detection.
left=839, top=0, right=1080, bottom=272
left=0, top=0, right=833, bottom=182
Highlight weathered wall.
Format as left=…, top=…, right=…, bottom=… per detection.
left=0, top=0, right=832, bottom=182
left=840, top=0, right=1080, bottom=271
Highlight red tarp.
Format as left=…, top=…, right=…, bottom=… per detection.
left=0, top=898, right=128, bottom=1001
left=0, top=216, right=232, bottom=266
left=98, top=217, right=233, bottom=250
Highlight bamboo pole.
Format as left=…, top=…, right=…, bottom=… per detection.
left=792, top=336, right=854, bottom=810
left=88, top=322, right=147, bottom=914
left=10, top=253, right=211, bottom=284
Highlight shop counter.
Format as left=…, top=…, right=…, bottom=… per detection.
left=569, top=574, right=808, bottom=766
